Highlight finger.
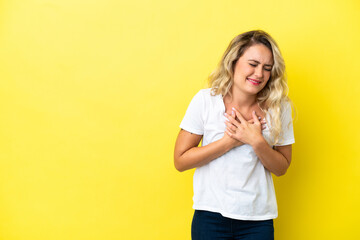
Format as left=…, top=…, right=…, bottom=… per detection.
left=250, top=119, right=266, bottom=124
left=232, top=110, right=239, bottom=122
left=226, top=126, right=236, bottom=134
left=262, top=125, right=266, bottom=130
left=225, top=113, right=241, bottom=128
left=225, top=129, right=233, bottom=137
left=232, top=107, right=246, bottom=123
left=248, top=119, right=254, bottom=124
left=252, top=111, right=260, bottom=124
left=249, top=117, right=266, bottom=122
left=225, top=120, right=237, bottom=132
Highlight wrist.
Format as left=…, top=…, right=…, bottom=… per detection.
left=220, top=135, right=236, bottom=152
left=250, top=135, right=266, bottom=149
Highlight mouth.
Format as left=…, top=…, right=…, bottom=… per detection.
left=246, top=78, right=262, bottom=85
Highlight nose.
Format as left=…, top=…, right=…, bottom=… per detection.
left=254, top=66, right=263, bottom=79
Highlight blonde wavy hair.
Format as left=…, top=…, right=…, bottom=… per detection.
left=209, top=30, right=292, bottom=145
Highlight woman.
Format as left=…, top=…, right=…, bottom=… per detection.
left=174, top=30, right=295, bottom=240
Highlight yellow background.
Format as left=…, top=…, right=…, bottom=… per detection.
left=0, top=0, right=359, bottom=239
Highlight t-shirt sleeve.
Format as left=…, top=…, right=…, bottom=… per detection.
left=274, top=101, right=295, bottom=146
left=179, top=90, right=205, bottom=135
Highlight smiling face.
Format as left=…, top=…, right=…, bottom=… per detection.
left=232, top=43, right=274, bottom=96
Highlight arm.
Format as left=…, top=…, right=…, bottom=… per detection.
left=252, top=140, right=292, bottom=176
left=174, top=129, right=243, bottom=172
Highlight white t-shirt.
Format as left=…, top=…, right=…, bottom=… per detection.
left=180, top=88, right=295, bottom=220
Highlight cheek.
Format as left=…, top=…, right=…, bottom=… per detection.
left=265, top=71, right=271, bottom=81
left=236, top=65, right=252, bottom=77
left=234, top=66, right=245, bottom=79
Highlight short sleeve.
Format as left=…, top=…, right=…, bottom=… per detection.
left=179, top=90, right=205, bottom=135
left=274, top=101, right=295, bottom=146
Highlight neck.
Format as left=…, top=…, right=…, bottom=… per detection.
left=224, top=87, right=258, bottom=110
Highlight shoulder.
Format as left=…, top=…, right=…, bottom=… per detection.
left=190, top=88, right=216, bottom=103
left=266, top=99, right=293, bottom=126
left=281, top=99, right=292, bottom=109
left=197, top=88, right=221, bottom=101
left=280, top=99, right=293, bottom=117
left=266, top=99, right=292, bottom=116
left=197, top=88, right=212, bottom=96
left=187, top=88, right=222, bottom=115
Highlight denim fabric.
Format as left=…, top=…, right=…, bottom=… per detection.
left=191, top=210, right=274, bottom=240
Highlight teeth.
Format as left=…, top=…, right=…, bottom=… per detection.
left=247, top=78, right=260, bottom=84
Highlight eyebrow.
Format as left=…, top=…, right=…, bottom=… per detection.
left=248, top=59, right=273, bottom=67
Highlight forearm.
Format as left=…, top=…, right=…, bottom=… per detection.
left=175, top=138, right=239, bottom=172
left=252, top=137, right=290, bottom=176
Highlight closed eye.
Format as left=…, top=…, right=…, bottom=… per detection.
left=249, top=63, right=272, bottom=72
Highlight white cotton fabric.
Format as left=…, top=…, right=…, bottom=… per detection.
left=179, top=88, right=295, bottom=220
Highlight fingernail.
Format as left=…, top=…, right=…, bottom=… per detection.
left=224, top=113, right=227, bottom=116
left=232, top=107, right=235, bottom=110
left=231, top=110, right=234, bottom=115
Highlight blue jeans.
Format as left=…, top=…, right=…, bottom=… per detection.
left=191, top=210, right=274, bottom=240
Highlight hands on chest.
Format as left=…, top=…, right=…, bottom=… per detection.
left=224, top=107, right=267, bottom=147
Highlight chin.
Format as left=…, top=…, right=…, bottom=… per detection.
left=246, top=87, right=263, bottom=95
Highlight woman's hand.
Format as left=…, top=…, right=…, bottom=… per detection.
left=221, top=110, right=244, bottom=149
left=224, top=107, right=265, bottom=146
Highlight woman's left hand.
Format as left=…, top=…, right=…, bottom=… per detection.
left=225, top=107, right=264, bottom=146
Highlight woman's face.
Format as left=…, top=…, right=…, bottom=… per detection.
left=232, top=44, right=273, bottom=96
